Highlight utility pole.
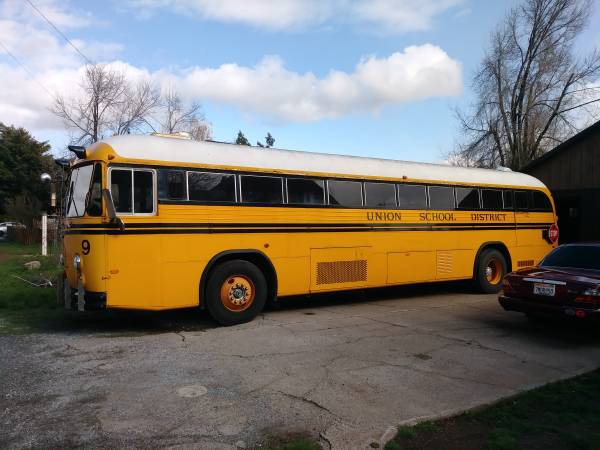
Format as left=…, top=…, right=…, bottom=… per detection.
left=40, top=173, right=52, bottom=256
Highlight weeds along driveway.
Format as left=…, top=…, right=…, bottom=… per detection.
left=2, top=283, right=600, bottom=450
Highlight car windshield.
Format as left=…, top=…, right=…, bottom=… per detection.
left=66, top=164, right=94, bottom=217
left=540, top=245, right=600, bottom=271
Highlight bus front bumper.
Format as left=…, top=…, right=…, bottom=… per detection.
left=59, top=275, right=106, bottom=311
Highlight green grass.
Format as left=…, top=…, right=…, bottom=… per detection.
left=276, top=438, right=320, bottom=450
left=0, top=241, right=42, bottom=255
left=387, top=369, right=600, bottom=450
left=0, top=242, right=63, bottom=333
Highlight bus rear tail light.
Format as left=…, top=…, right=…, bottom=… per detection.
left=575, top=289, right=600, bottom=305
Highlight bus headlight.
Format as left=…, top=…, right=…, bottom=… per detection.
left=73, top=254, right=81, bottom=271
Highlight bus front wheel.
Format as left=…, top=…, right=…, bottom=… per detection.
left=475, top=249, right=507, bottom=294
left=205, top=259, right=267, bottom=326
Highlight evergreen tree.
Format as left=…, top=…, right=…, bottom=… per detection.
left=235, top=130, right=251, bottom=146
left=0, top=123, right=54, bottom=217
left=256, top=132, right=275, bottom=148
left=265, top=132, right=275, bottom=148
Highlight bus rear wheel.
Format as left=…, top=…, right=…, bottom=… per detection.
left=205, top=260, right=267, bottom=326
left=475, top=249, right=507, bottom=294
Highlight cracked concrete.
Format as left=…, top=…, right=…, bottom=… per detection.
left=2, top=282, right=600, bottom=449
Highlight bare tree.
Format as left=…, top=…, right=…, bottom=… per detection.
left=111, top=80, right=160, bottom=136
left=52, top=64, right=160, bottom=145
left=452, top=0, right=600, bottom=169
left=159, top=87, right=212, bottom=141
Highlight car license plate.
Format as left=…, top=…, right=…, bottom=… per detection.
left=534, top=283, right=555, bottom=296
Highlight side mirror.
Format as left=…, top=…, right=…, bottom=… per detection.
left=102, top=189, right=125, bottom=231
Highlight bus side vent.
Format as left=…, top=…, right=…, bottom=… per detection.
left=316, top=260, right=367, bottom=285
left=518, top=259, right=534, bottom=268
left=436, top=251, right=453, bottom=275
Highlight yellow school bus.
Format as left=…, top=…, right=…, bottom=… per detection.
left=61, top=134, right=558, bottom=325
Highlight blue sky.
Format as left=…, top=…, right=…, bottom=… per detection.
left=1, top=0, right=598, bottom=162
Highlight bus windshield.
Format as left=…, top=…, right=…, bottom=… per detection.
left=66, top=164, right=94, bottom=217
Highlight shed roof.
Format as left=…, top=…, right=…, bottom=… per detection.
left=523, top=120, right=600, bottom=172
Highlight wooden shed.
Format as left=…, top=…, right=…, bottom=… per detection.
left=523, top=120, right=600, bottom=243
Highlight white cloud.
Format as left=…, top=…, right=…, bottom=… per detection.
left=0, top=0, right=92, bottom=30
left=126, top=0, right=464, bottom=33
left=351, top=0, right=463, bottom=32
left=0, top=0, right=462, bottom=141
left=0, top=0, right=123, bottom=131
left=168, top=46, right=462, bottom=121
left=134, top=0, right=333, bottom=29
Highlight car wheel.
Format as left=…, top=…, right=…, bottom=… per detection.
left=475, top=249, right=507, bottom=294
left=205, top=259, right=267, bottom=326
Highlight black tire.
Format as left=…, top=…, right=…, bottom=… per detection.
left=205, top=259, right=267, bottom=326
left=474, top=249, right=507, bottom=294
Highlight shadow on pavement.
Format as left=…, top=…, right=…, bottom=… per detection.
left=4, top=280, right=599, bottom=344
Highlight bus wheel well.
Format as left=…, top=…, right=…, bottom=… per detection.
left=473, top=242, right=512, bottom=277
left=199, top=250, right=277, bottom=309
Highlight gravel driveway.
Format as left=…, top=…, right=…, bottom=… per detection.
left=2, top=283, right=600, bottom=450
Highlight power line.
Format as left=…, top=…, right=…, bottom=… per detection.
left=25, top=0, right=93, bottom=65
left=0, top=39, right=55, bottom=98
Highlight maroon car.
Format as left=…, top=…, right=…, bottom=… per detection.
left=499, top=243, right=600, bottom=319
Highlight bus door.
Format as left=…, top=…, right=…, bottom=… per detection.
left=106, top=167, right=162, bottom=309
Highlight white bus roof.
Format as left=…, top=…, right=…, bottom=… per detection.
left=96, top=134, right=546, bottom=189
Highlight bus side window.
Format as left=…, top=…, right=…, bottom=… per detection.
left=86, top=163, right=103, bottom=216
left=532, top=191, right=553, bottom=212
left=397, top=184, right=427, bottom=209
left=287, top=178, right=325, bottom=205
left=110, top=168, right=155, bottom=214
left=111, top=169, right=133, bottom=213
left=240, top=175, right=283, bottom=204
left=188, top=171, right=236, bottom=202
left=364, top=182, right=396, bottom=208
left=482, top=189, right=502, bottom=210
left=514, top=190, right=530, bottom=210
left=327, top=180, right=363, bottom=207
left=428, top=186, right=455, bottom=210
left=134, top=171, right=154, bottom=213
left=502, top=190, right=514, bottom=210
left=456, top=187, right=481, bottom=210
left=159, top=170, right=186, bottom=200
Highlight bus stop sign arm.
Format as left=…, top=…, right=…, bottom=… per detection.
left=102, top=189, right=125, bottom=231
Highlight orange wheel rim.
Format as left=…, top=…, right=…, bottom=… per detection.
left=219, top=275, right=255, bottom=312
left=485, top=259, right=502, bottom=285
